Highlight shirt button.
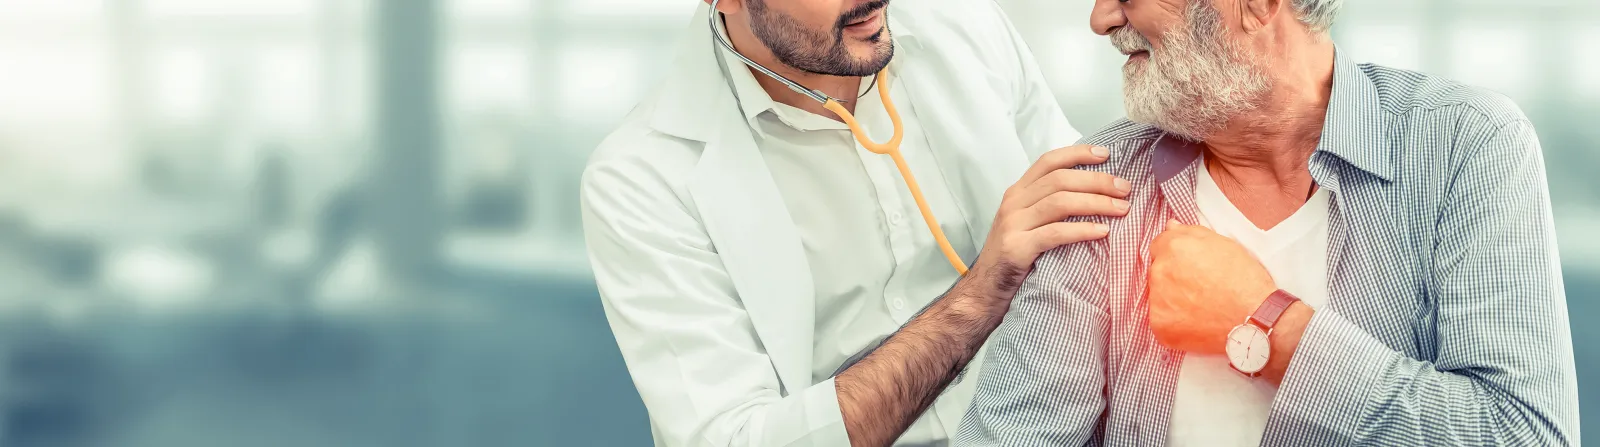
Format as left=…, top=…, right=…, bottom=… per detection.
left=890, top=212, right=905, bottom=226
left=892, top=298, right=906, bottom=309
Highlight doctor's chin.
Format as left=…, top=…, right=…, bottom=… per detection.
left=0, top=0, right=1593, bottom=446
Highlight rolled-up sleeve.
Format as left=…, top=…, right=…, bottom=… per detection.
left=1263, top=119, right=1579, bottom=446
left=956, top=235, right=1111, bottom=446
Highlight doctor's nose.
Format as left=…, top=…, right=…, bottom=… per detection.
left=1090, top=0, right=1128, bottom=36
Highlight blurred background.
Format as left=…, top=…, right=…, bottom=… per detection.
left=0, top=0, right=1592, bottom=445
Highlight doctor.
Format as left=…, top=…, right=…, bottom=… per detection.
left=581, top=0, right=1130, bottom=445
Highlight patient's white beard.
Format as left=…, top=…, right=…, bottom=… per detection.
left=1117, top=1, right=1270, bottom=142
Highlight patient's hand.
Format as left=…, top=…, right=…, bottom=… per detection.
left=1147, top=220, right=1276, bottom=355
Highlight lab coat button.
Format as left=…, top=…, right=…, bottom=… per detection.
left=892, top=298, right=906, bottom=309
left=890, top=212, right=905, bottom=226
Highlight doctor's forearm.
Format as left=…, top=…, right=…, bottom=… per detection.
left=834, top=268, right=1010, bottom=447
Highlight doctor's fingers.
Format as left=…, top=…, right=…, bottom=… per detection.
left=1024, top=221, right=1113, bottom=255
left=1016, top=190, right=1129, bottom=230
left=1015, top=144, right=1112, bottom=186
left=1010, top=169, right=1130, bottom=210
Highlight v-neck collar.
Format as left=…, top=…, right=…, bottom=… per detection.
left=1195, top=157, right=1332, bottom=254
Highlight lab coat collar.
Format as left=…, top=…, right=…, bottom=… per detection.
left=653, top=3, right=818, bottom=392
left=649, top=4, right=729, bottom=143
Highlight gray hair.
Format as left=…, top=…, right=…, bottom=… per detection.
left=1290, top=0, right=1344, bottom=32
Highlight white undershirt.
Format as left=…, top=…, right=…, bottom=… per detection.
left=718, top=36, right=978, bottom=445
left=1167, top=158, right=1333, bottom=447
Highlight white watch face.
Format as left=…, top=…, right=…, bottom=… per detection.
left=1226, top=324, right=1271, bottom=374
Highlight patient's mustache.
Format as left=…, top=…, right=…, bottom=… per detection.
left=1110, top=26, right=1152, bottom=55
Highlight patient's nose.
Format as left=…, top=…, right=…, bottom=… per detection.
left=1091, top=0, right=1129, bottom=36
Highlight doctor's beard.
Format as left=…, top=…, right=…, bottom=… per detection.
left=747, top=0, right=894, bottom=77
left=1110, top=0, right=1270, bottom=142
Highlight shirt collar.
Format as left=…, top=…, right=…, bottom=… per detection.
left=1313, top=48, right=1392, bottom=182
left=716, top=13, right=914, bottom=135
left=716, top=28, right=781, bottom=128
left=1152, top=47, right=1393, bottom=185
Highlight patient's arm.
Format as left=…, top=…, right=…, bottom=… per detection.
left=1261, top=120, right=1578, bottom=446
left=954, top=233, right=1111, bottom=446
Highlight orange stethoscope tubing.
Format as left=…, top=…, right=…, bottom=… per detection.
left=708, top=0, right=969, bottom=276
left=821, top=76, right=969, bottom=276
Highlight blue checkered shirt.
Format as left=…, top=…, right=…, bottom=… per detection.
left=955, top=52, right=1579, bottom=446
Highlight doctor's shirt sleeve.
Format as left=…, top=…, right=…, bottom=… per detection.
left=956, top=234, right=1111, bottom=446
left=579, top=148, right=851, bottom=447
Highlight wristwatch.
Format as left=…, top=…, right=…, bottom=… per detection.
left=1226, top=289, right=1300, bottom=377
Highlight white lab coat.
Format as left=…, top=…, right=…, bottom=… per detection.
left=580, top=1, right=1080, bottom=445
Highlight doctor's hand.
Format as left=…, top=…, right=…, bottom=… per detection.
left=967, top=144, right=1130, bottom=302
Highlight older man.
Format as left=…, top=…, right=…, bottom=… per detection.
left=957, top=0, right=1578, bottom=446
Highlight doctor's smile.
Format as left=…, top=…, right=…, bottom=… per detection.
left=840, top=1, right=887, bottom=38
left=580, top=0, right=1580, bottom=445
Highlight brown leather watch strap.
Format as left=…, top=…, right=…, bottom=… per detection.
left=1249, top=289, right=1300, bottom=330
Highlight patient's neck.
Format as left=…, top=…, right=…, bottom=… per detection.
left=1203, top=42, right=1335, bottom=230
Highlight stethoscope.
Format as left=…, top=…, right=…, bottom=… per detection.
left=708, top=0, right=971, bottom=275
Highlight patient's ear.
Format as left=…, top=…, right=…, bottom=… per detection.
left=1240, top=0, right=1283, bottom=33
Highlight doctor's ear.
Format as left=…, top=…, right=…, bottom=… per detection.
left=705, top=0, right=745, bottom=15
